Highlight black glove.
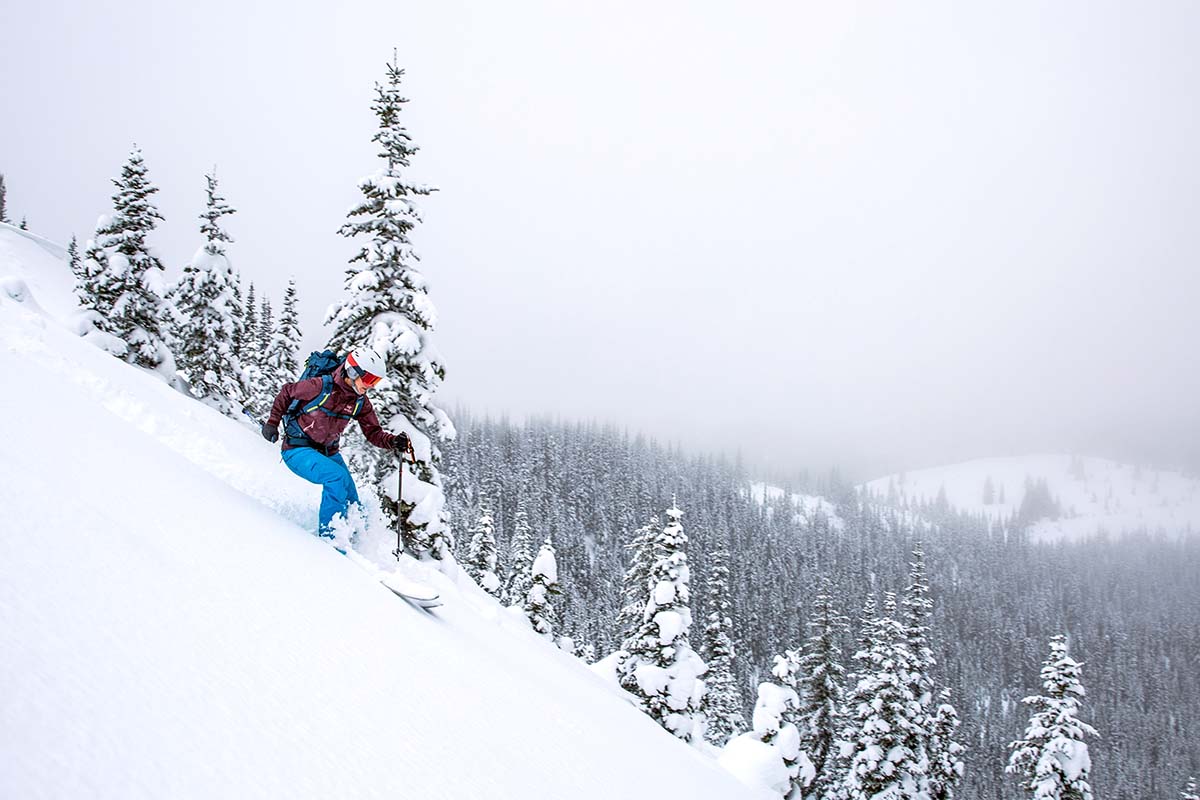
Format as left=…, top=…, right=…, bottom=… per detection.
left=392, top=432, right=411, bottom=452
left=261, top=422, right=280, bottom=443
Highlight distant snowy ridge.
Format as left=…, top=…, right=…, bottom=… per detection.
left=0, top=225, right=771, bottom=799
left=746, top=482, right=844, bottom=531
left=862, top=454, right=1200, bottom=542
left=0, top=220, right=67, bottom=260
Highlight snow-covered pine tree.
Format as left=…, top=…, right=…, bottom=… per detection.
left=243, top=282, right=258, bottom=360
left=616, top=515, right=660, bottom=644
left=464, top=508, right=501, bottom=598
left=67, top=235, right=80, bottom=282
left=701, top=548, right=744, bottom=747
left=795, top=577, right=848, bottom=800
left=238, top=280, right=262, bottom=410
left=837, top=592, right=926, bottom=800
left=76, top=227, right=123, bottom=352
left=268, top=279, right=302, bottom=379
left=325, top=54, right=454, bottom=563
left=617, top=504, right=707, bottom=743
left=251, top=295, right=276, bottom=414
left=230, top=277, right=247, bottom=360
left=746, top=679, right=806, bottom=798
left=768, top=648, right=813, bottom=796
left=524, top=536, right=560, bottom=637
left=503, top=503, right=535, bottom=605
left=1007, top=635, right=1099, bottom=800
left=914, top=554, right=966, bottom=800
left=899, top=545, right=937, bottom=790
left=0, top=173, right=7, bottom=223
left=77, top=147, right=174, bottom=373
left=18, top=216, right=27, bottom=230
left=258, top=296, right=274, bottom=356
left=927, top=688, right=966, bottom=800
left=168, top=171, right=244, bottom=414
left=1181, top=777, right=1199, bottom=800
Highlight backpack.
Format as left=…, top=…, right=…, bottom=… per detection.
left=281, top=350, right=364, bottom=451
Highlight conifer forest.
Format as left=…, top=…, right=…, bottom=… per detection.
left=8, top=25, right=1198, bottom=797
left=440, top=412, right=1200, bottom=800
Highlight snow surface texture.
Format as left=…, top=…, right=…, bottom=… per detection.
left=863, top=455, right=1200, bottom=542
left=0, top=227, right=771, bottom=799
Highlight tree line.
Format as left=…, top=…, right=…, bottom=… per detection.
left=440, top=411, right=1200, bottom=799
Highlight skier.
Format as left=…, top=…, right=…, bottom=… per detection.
left=260, top=346, right=410, bottom=544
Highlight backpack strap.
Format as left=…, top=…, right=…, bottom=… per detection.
left=299, top=374, right=337, bottom=417
left=281, top=375, right=364, bottom=452
left=300, top=374, right=363, bottom=421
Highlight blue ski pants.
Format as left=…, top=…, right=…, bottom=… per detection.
left=282, top=447, right=360, bottom=537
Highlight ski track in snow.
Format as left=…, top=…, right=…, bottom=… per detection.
left=0, top=226, right=772, bottom=798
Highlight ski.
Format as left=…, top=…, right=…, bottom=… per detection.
left=340, top=547, right=442, bottom=610
left=380, top=572, right=442, bottom=609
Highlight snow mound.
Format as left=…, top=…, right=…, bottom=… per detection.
left=0, top=229, right=771, bottom=799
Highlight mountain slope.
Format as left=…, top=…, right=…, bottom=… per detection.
left=863, top=454, right=1200, bottom=541
left=0, top=226, right=769, bottom=799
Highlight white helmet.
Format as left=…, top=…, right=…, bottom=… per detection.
left=346, top=346, right=387, bottom=383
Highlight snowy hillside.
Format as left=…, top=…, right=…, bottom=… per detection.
left=0, top=225, right=770, bottom=799
left=746, top=482, right=844, bottom=531
left=862, top=454, right=1200, bottom=542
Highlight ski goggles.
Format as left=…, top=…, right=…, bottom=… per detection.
left=345, top=358, right=382, bottom=387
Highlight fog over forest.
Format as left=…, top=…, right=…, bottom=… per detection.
left=4, top=0, right=1198, bottom=480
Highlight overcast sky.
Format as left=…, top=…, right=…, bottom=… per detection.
left=3, top=0, right=1198, bottom=479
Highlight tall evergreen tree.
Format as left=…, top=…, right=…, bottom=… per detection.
left=268, top=279, right=302, bottom=379
left=617, top=504, right=706, bottom=742
left=168, top=171, right=244, bottom=413
left=795, top=577, right=848, bottom=800
left=901, top=546, right=935, bottom=694
left=899, top=545, right=937, bottom=793
left=616, top=515, right=660, bottom=644
left=325, top=54, right=454, bottom=563
left=1007, top=635, right=1099, bottom=800
left=927, top=689, right=966, bottom=800
left=524, top=537, right=560, bottom=637
left=230, top=277, right=247, bottom=360
left=465, top=508, right=501, bottom=598
left=238, top=280, right=261, bottom=408
left=258, top=296, right=274, bottom=355
left=701, top=547, right=744, bottom=747
left=67, top=236, right=81, bottom=283
left=244, top=282, right=258, bottom=360
left=199, top=170, right=235, bottom=253
left=0, top=173, right=7, bottom=223
left=76, top=229, right=123, bottom=349
left=503, top=503, right=535, bottom=605
left=837, top=593, right=926, bottom=800
left=250, top=295, right=277, bottom=414
left=77, top=147, right=174, bottom=372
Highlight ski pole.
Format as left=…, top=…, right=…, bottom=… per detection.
left=394, top=439, right=417, bottom=561
left=395, top=448, right=404, bottom=561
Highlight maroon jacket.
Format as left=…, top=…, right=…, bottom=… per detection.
left=267, top=365, right=398, bottom=455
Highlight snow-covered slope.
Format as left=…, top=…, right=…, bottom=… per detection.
left=0, top=226, right=770, bottom=799
left=863, top=455, right=1200, bottom=542
left=746, top=482, right=844, bottom=531
left=0, top=221, right=75, bottom=319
